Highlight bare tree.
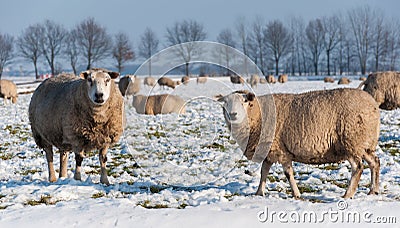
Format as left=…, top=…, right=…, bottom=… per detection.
left=249, top=17, right=266, bottom=74
left=40, top=20, right=67, bottom=76
left=65, top=30, right=80, bottom=75
left=322, top=15, right=340, bottom=75
left=165, top=19, right=206, bottom=76
left=112, top=32, right=135, bottom=73
left=216, top=28, right=236, bottom=74
left=289, top=16, right=307, bottom=75
left=306, top=18, right=325, bottom=75
left=0, top=33, right=14, bottom=78
left=235, top=16, right=250, bottom=75
left=75, top=17, right=112, bottom=70
left=138, top=27, right=159, bottom=76
left=370, top=9, right=386, bottom=72
left=264, top=19, right=290, bottom=75
left=348, top=5, right=373, bottom=75
left=17, top=24, right=43, bottom=79
left=384, top=18, right=400, bottom=71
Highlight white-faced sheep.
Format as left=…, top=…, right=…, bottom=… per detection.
left=0, top=79, right=18, bottom=104
left=158, top=77, right=179, bottom=89
left=119, top=75, right=140, bottom=96
left=278, top=74, right=288, bottom=83
left=338, top=77, right=350, bottom=85
left=250, top=74, right=260, bottom=88
left=217, top=89, right=380, bottom=199
left=197, top=75, right=208, bottom=84
left=181, top=76, right=190, bottom=85
left=144, top=76, right=156, bottom=87
left=132, top=94, right=186, bottom=115
left=230, top=75, right=245, bottom=85
left=266, top=75, right=276, bottom=84
left=29, top=69, right=124, bottom=185
left=324, top=77, right=335, bottom=83
left=359, top=71, right=400, bottom=110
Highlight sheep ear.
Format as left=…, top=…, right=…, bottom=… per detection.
left=247, top=92, right=255, bottom=101
left=214, top=94, right=224, bottom=102
left=80, top=71, right=89, bottom=79
left=108, top=72, right=120, bottom=79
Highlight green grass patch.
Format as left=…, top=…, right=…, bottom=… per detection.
left=25, top=195, right=54, bottom=206
left=178, top=203, right=188, bottom=209
left=202, top=142, right=225, bottom=151
left=147, top=130, right=166, bottom=139
left=224, top=192, right=240, bottom=200
left=137, top=200, right=169, bottom=209
left=0, top=153, right=13, bottom=160
left=298, top=185, right=316, bottom=193
left=91, top=192, right=105, bottom=199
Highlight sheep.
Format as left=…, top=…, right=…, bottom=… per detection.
left=230, top=75, right=245, bottom=85
left=132, top=94, right=186, bottom=115
left=338, top=77, right=350, bottom=85
left=359, top=76, right=367, bottom=81
left=217, top=89, right=380, bottom=199
left=158, top=77, right=179, bottom=89
left=181, top=76, right=190, bottom=85
left=358, top=71, right=400, bottom=110
left=144, top=76, right=156, bottom=87
left=28, top=69, right=124, bottom=185
left=278, top=74, right=288, bottom=83
left=250, top=74, right=260, bottom=88
left=119, top=75, right=140, bottom=96
left=323, top=77, right=335, bottom=83
left=197, top=75, right=208, bottom=84
left=266, top=75, right=276, bottom=84
left=259, top=78, right=267, bottom=84
left=0, top=79, right=18, bottom=104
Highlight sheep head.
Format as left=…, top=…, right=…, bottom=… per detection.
left=217, top=90, right=255, bottom=125
left=80, top=69, right=119, bottom=105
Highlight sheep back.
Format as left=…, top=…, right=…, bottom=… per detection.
left=0, top=79, right=18, bottom=103
left=132, top=94, right=185, bottom=115
left=278, top=74, right=288, bottom=83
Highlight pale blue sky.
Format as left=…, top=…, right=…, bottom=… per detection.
left=1, top=0, right=399, bottom=44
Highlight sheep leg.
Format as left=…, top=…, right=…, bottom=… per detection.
left=343, top=157, right=363, bottom=199
left=282, top=161, right=301, bottom=199
left=44, top=146, right=57, bottom=182
left=255, top=160, right=272, bottom=196
left=59, top=150, right=69, bottom=178
left=74, top=151, right=84, bottom=181
left=363, top=152, right=380, bottom=195
left=99, top=147, right=110, bottom=185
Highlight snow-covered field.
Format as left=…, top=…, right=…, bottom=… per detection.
left=0, top=76, right=399, bottom=227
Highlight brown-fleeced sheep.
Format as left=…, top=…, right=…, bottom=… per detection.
left=359, top=71, right=400, bottom=110
left=119, top=75, right=140, bottom=96
left=158, top=77, right=179, bottom=89
left=0, top=79, right=18, bottom=104
left=29, top=69, right=124, bottom=185
left=259, top=78, right=267, bottom=84
left=197, top=75, right=208, bottom=84
left=230, top=75, right=245, bottom=84
left=250, top=74, right=260, bottom=88
left=338, top=77, right=350, bottom=85
left=217, top=89, right=380, bottom=199
left=144, top=76, right=156, bottom=87
left=266, top=75, right=276, bottom=84
left=181, top=76, right=190, bottom=85
left=132, top=94, right=186, bottom=115
left=278, top=74, right=288, bottom=83
left=324, top=77, right=335, bottom=83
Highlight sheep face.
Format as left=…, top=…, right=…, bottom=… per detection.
left=218, top=91, right=255, bottom=125
left=81, top=71, right=119, bottom=105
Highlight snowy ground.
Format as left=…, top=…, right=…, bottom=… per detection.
left=0, top=76, right=399, bottom=227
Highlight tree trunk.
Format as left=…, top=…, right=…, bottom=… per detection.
left=148, top=58, right=152, bottom=76
left=327, top=50, right=331, bottom=76
left=34, top=62, right=39, bottom=79
left=275, top=59, right=279, bottom=76
left=185, top=62, right=189, bottom=76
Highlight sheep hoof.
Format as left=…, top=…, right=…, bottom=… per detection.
left=368, top=190, right=379, bottom=195
left=49, top=176, right=57, bottom=183
left=100, top=177, right=110, bottom=186
left=255, top=191, right=265, bottom=196
left=74, top=172, right=82, bottom=181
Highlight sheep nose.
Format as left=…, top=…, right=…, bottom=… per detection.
left=230, top=112, right=237, bottom=118
left=95, top=92, right=103, bottom=99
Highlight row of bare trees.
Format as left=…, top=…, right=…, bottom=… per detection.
left=0, top=5, right=399, bottom=78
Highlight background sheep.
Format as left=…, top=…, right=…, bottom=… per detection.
left=278, top=74, right=288, bottom=83
left=29, top=69, right=124, bottom=185
left=338, top=77, right=350, bottom=84
left=230, top=75, right=245, bottom=84
left=144, top=76, right=156, bottom=87
left=259, top=78, right=267, bottom=84
left=158, top=77, right=179, bottom=89
left=250, top=74, right=260, bottom=88
left=197, top=75, right=208, bottom=84
left=359, top=76, right=367, bottom=81
left=359, top=71, right=400, bottom=110
left=132, top=94, right=186, bottom=115
left=266, top=75, right=276, bottom=84
left=323, top=77, right=335, bottom=83
left=119, top=75, right=140, bottom=96
left=181, top=76, right=190, bottom=85
left=217, top=89, right=380, bottom=199
left=0, top=79, right=18, bottom=104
